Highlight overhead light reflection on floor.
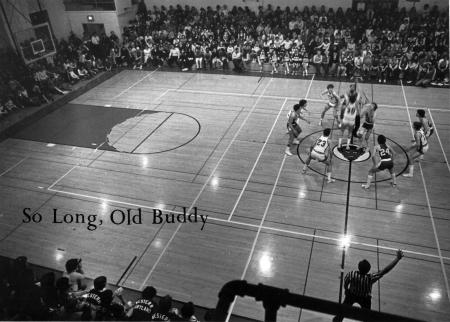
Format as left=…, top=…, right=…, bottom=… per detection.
left=427, top=288, right=442, bottom=302
left=298, top=185, right=307, bottom=199
left=339, top=234, right=352, bottom=249
left=258, top=251, right=274, bottom=277
left=211, top=176, right=219, bottom=188
left=141, top=156, right=149, bottom=168
left=395, top=203, right=403, bottom=218
left=100, top=200, right=108, bottom=215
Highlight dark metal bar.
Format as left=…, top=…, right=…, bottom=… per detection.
left=207, top=280, right=425, bottom=322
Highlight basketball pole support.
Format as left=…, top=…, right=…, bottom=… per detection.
left=0, top=0, right=20, bottom=54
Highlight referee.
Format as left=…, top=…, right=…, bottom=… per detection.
left=333, top=249, right=404, bottom=322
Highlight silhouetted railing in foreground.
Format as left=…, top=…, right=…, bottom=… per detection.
left=206, top=280, right=424, bottom=322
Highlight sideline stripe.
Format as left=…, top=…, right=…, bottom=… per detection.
left=401, top=80, right=450, bottom=303
left=225, top=75, right=315, bottom=321
left=227, top=97, right=288, bottom=221
left=168, top=88, right=450, bottom=112
left=0, top=157, right=28, bottom=177
left=225, top=155, right=287, bottom=322
left=113, top=68, right=160, bottom=99
left=45, top=187, right=450, bottom=261
left=138, top=78, right=275, bottom=289
left=427, top=109, right=450, bottom=174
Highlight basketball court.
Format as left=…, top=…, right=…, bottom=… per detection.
left=0, top=69, right=449, bottom=321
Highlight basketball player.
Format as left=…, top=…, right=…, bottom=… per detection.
left=302, top=128, right=335, bottom=183
left=403, top=121, right=428, bottom=177
left=286, top=99, right=310, bottom=156
left=362, top=134, right=396, bottom=189
left=319, top=84, right=340, bottom=127
left=286, top=98, right=308, bottom=133
left=339, top=91, right=359, bottom=150
left=357, top=102, right=378, bottom=150
left=416, top=109, right=434, bottom=137
left=342, top=83, right=367, bottom=137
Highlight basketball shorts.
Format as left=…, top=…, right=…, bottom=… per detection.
left=418, top=144, right=429, bottom=155
left=311, top=150, right=327, bottom=162
left=377, top=160, right=393, bottom=171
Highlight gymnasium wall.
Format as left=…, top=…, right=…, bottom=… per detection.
left=65, top=11, right=121, bottom=39
left=0, top=0, right=70, bottom=42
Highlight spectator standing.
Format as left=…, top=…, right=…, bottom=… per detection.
left=62, top=258, right=86, bottom=293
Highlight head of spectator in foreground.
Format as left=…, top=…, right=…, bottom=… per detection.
left=142, top=286, right=157, bottom=300
left=159, top=295, right=173, bottom=314
left=93, top=276, right=107, bottom=291
left=358, top=259, right=371, bottom=275
left=65, top=258, right=82, bottom=273
left=181, top=301, right=196, bottom=319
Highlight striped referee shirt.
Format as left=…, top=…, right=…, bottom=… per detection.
left=344, top=271, right=382, bottom=298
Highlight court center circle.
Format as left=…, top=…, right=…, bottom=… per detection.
left=296, top=129, right=410, bottom=183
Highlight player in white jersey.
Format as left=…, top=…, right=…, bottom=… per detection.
left=362, top=134, right=396, bottom=189
left=416, top=109, right=434, bottom=137
left=403, top=122, right=429, bottom=177
left=302, top=128, right=335, bottom=183
left=339, top=91, right=359, bottom=150
left=319, top=84, right=341, bottom=127
left=357, top=102, right=378, bottom=150
left=286, top=99, right=310, bottom=156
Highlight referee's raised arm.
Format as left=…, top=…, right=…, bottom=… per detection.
left=372, top=249, right=404, bottom=282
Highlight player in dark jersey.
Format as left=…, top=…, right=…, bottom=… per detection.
left=286, top=99, right=310, bottom=156
left=362, top=134, right=396, bottom=189
left=403, top=122, right=429, bottom=178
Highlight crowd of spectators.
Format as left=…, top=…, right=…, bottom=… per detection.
left=115, top=2, right=448, bottom=86
left=0, top=256, right=201, bottom=321
left=1, top=3, right=448, bottom=119
left=0, top=30, right=112, bottom=118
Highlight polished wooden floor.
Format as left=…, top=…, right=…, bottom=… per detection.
left=1, top=70, right=449, bottom=321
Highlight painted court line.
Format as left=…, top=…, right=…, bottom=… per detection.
left=169, top=88, right=450, bottom=112
left=47, top=165, right=78, bottom=190
left=0, top=157, right=28, bottom=177
left=45, top=186, right=450, bottom=262
left=227, top=97, right=288, bottom=222
left=226, top=155, right=288, bottom=322
left=47, top=141, right=107, bottom=189
left=427, top=109, right=450, bottom=174
left=112, top=68, right=160, bottom=99
left=226, top=75, right=314, bottom=321
left=138, top=78, right=275, bottom=290
left=401, top=80, right=450, bottom=303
